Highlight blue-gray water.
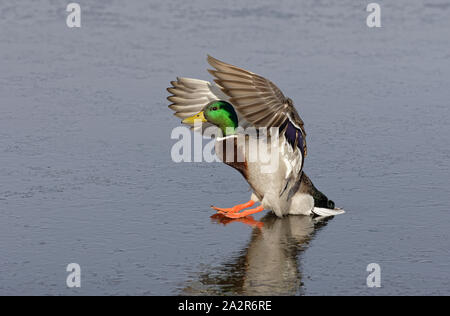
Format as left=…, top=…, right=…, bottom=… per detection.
left=1, top=0, right=449, bottom=295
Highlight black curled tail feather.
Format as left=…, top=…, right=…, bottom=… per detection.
left=299, top=173, right=331, bottom=208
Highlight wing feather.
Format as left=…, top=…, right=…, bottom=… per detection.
left=167, top=77, right=224, bottom=119
left=207, top=55, right=307, bottom=156
left=167, top=76, right=251, bottom=132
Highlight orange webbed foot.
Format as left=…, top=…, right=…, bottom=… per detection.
left=210, top=200, right=255, bottom=213
left=218, top=206, right=265, bottom=219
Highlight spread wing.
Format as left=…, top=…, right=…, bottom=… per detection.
left=207, top=55, right=307, bottom=156
left=167, top=77, right=226, bottom=118
left=167, top=77, right=250, bottom=133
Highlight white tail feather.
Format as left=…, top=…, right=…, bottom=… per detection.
left=312, top=207, right=345, bottom=217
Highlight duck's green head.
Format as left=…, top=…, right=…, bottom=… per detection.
left=182, top=101, right=238, bottom=136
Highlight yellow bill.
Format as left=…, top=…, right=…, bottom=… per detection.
left=182, top=111, right=207, bottom=125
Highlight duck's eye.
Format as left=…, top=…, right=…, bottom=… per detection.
left=212, top=107, right=218, bottom=111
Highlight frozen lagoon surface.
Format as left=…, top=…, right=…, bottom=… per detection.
left=1, top=0, right=449, bottom=295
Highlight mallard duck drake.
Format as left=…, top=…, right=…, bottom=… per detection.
left=167, top=56, right=344, bottom=219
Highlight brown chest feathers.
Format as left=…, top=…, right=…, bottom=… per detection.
left=216, top=136, right=249, bottom=180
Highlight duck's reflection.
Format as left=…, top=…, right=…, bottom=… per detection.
left=181, top=213, right=331, bottom=295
